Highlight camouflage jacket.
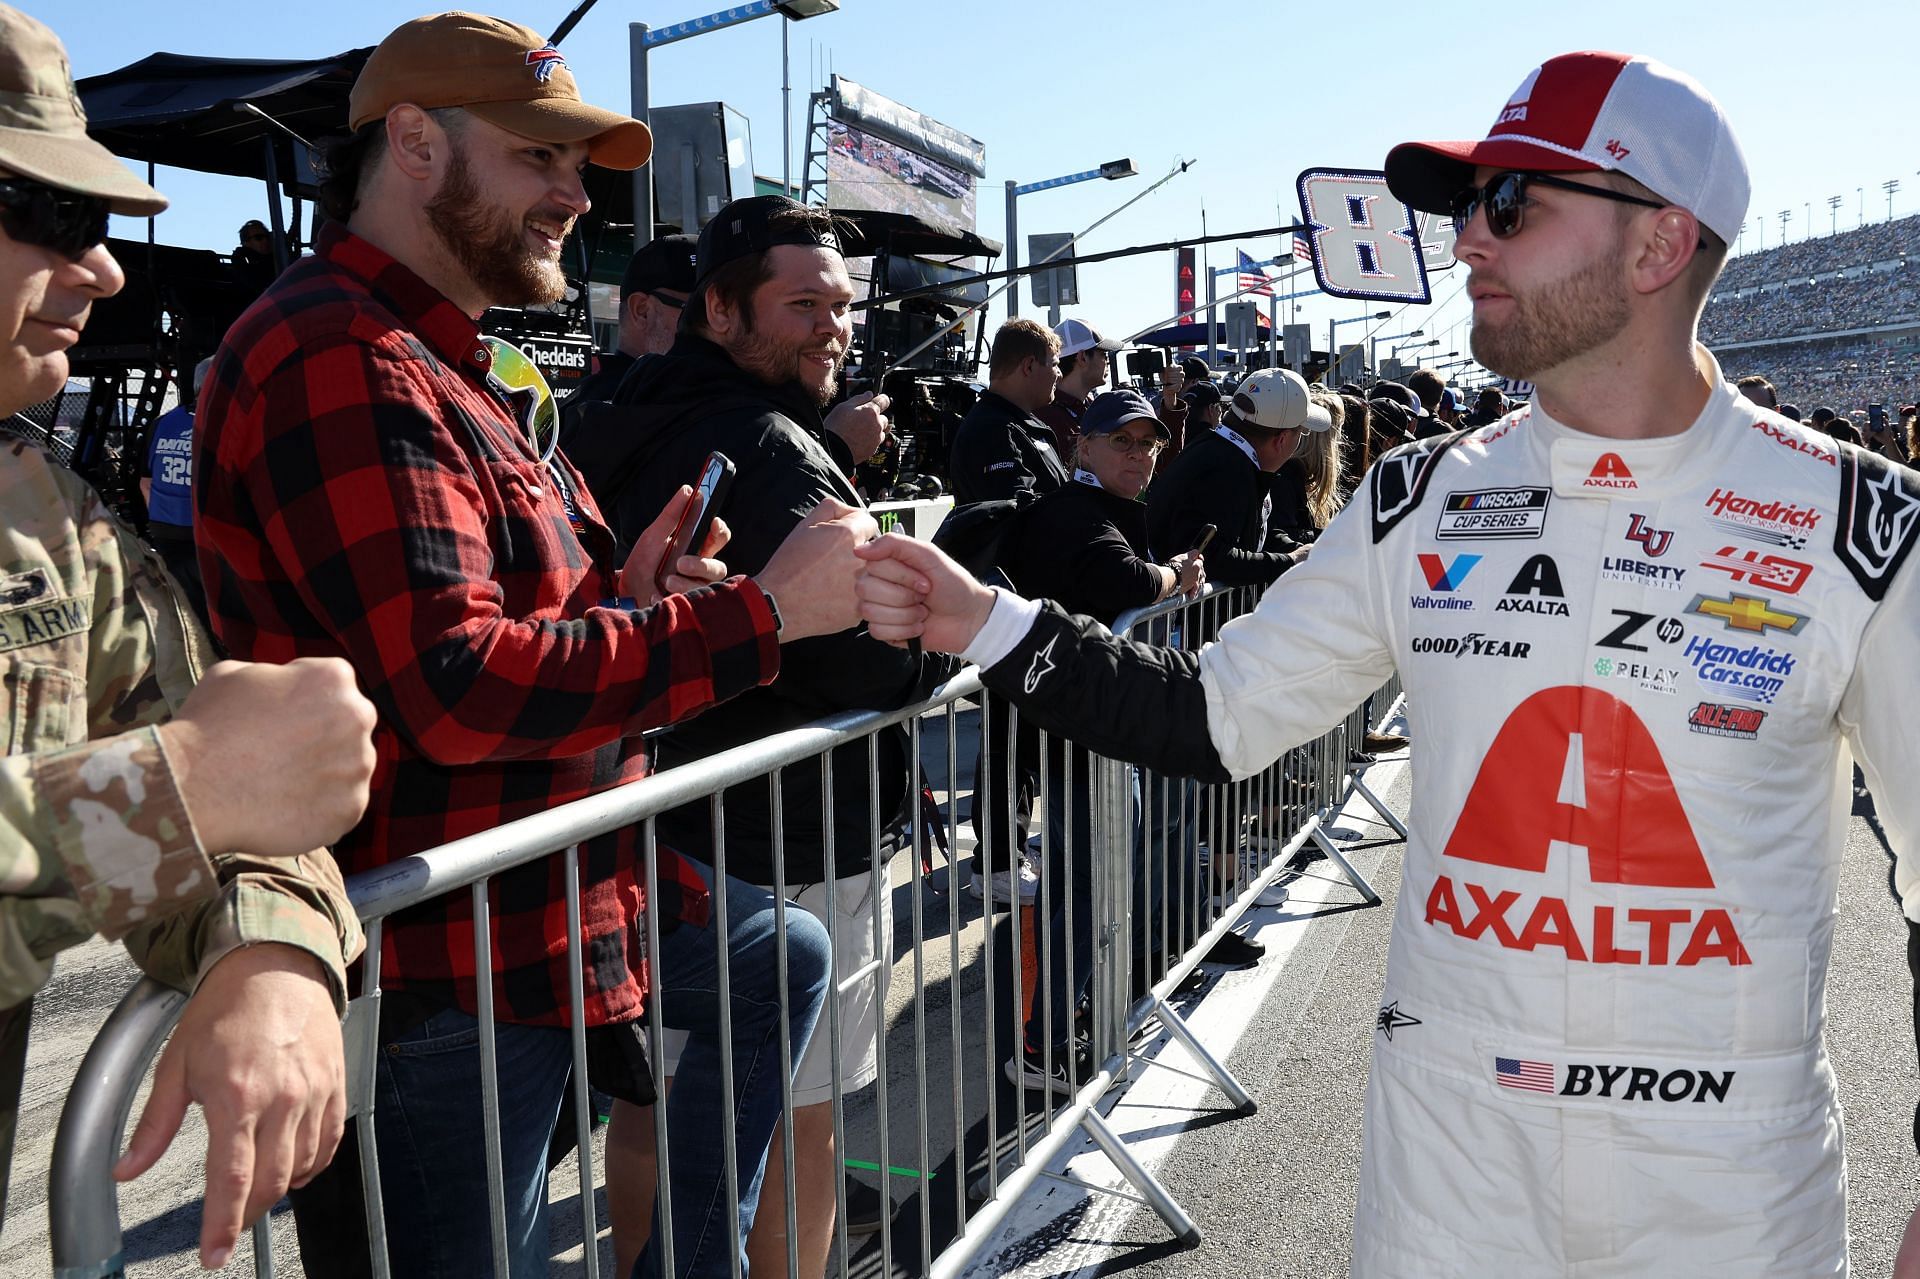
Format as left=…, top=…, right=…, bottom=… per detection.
left=0, top=427, right=362, bottom=1012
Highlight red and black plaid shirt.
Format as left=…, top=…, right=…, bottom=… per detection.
left=195, top=225, right=779, bottom=1027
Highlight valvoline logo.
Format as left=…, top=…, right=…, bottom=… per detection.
left=1418, top=553, right=1482, bottom=591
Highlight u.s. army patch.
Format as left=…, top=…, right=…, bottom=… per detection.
left=0, top=591, right=92, bottom=652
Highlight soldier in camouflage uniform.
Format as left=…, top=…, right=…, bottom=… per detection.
left=0, top=6, right=379, bottom=1267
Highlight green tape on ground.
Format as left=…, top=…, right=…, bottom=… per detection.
left=842, top=1158, right=928, bottom=1179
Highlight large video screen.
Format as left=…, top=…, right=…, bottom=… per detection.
left=826, top=120, right=975, bottom=230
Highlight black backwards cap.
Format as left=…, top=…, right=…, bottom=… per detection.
left=621, top=233, right=697, bottom=300
left=693, top=195, right=842, bottom=285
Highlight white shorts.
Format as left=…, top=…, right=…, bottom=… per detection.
left=660, top=866, right=890, bottom=1108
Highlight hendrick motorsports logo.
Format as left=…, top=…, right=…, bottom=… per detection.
left=1702, top=487, right=1819, bottom=549
left=1683, top=636, right=1795, bottom=704
left=1436, top=487, right=1551, bottom=540
left=1410, top=632, right=1532, bottom=660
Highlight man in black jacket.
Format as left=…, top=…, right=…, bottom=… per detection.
left=1146, top=368, right=1329, bottom=588
left=950, top=318, right=1069, bottom=503
left=948, top=317, right=1069, bottom=903
left=568, top=195, right=951, bottom=1275
left=558, top=232, right=695, bottom=438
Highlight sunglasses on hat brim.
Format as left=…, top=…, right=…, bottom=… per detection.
left=0, top=178, right=111, bottom=261
left=483, top=336, right=559, bottom=466
left=1448, top=170, right=1667, bottom=240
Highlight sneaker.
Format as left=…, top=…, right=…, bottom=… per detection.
left=842, top=1174, right=898, bottom=1236
left=1203, top=929, right=1265, bottom=968
left=1002, top=1042, right=1095, bottom=1095
left=1363, top=730, right=1409, bottom=754
left=967, top=858, right=1039, bottom=905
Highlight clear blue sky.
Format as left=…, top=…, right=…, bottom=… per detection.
left=62, top=0, right=1920, bottom=368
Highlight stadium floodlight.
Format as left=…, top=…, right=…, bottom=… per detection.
left=628, top=0, right=841, bottom=243
left=1829, top=195, right=1842, bottom=237
left=1005, top=159, right=1138, bottom=316
left=1885, top=179, right=1902, bottom=222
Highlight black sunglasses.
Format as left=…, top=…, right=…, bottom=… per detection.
left=644, top=288, right=686, bottom=310
left=1449, top=170, right=1666, bottom=239
left=0, top=178, right=111, bottom=260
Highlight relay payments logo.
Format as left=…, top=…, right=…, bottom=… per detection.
left=1429, top=686, right=1749, bottom=967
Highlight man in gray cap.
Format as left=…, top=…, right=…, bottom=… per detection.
left=0, top=5, right=375, bottom=1268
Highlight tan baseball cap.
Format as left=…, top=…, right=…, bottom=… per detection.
left=348, top=12, right=652, bottom=170
left=0, top=5, right=166, bottom=216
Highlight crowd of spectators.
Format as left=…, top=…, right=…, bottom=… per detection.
left=1701, top=266, right=1920, bottom=345
left=1713, top=211, right=1920, bottom=293
left=1696, top=212, right=1920, bottom=412
left=1721, top=333, right=1919, bottom=419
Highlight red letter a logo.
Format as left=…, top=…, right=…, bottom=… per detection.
left=1443, top=685, right=1712, bottom=888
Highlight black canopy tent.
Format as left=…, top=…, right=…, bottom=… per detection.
left=76, top=49, right=370, bottom=182
left=49, top=43, right=1004, bottom=516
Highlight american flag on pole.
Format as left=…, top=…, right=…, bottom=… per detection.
left=1237, top=250, right=1275, bottom=297
left=1292, top=234, right=1313, bottom=263
left=1495, top=1057, right=1556, bottom=1093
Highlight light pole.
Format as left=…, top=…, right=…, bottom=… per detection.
left=1371, top=327, right=1424, bottom=376
left=629, top=1, right=840, bottom=246
left=1329, top=311, right=1390, bottom=383
left=1828, top=195, right=1842, bottom=237
left=1858, top=187, right=1865, bottom=228
left=1390, top=337, right=1440, bottom=374
left=1778, top=209, right=1791, bottom=244
left=1885, top=179, right=1902, bottom=222
left=1004, top=158, right=1137, bottom=318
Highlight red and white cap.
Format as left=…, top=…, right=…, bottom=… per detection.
left=1384, top=51, right=1749, bottom=245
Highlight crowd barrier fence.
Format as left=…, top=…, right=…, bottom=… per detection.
left=45, top=583, right=1407, bottom=1279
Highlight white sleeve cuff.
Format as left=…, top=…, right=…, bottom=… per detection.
left=960, top=589, right=1043, bottom=669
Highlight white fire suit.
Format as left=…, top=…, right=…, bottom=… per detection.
left=972, top=355, right=1920, bottom=1276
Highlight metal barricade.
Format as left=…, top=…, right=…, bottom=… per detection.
left=44, top=589, right=1408, bottom=1278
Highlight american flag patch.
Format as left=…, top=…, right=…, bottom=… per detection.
left=1495, top=1056, right=1555, bottom=1093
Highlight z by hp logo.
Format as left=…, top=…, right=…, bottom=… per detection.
left=1418, top=553, right=1482, bottom=591
left=1624, top=514, right=1673, bottom=557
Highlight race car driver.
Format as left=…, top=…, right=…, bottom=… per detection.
left=852, top=51, right=1920, bottom=1277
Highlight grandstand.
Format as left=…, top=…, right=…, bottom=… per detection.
left=1703, top=212, right=1920, bottom=414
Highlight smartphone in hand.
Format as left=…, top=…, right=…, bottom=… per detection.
left=656, top=451, right=736, bottom=596
left=1187, top=523, right=1218, bottom=555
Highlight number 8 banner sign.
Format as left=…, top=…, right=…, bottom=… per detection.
left=1296, top=168, right=1439, bottom=304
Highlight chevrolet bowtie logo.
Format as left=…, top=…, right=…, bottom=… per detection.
left=1685, top=592, right=1809, bottom=636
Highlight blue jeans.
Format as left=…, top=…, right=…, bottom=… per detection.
left=635, top=865, right=832, bottom=1279
left=363, top=1005, right=577, bottom=1277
